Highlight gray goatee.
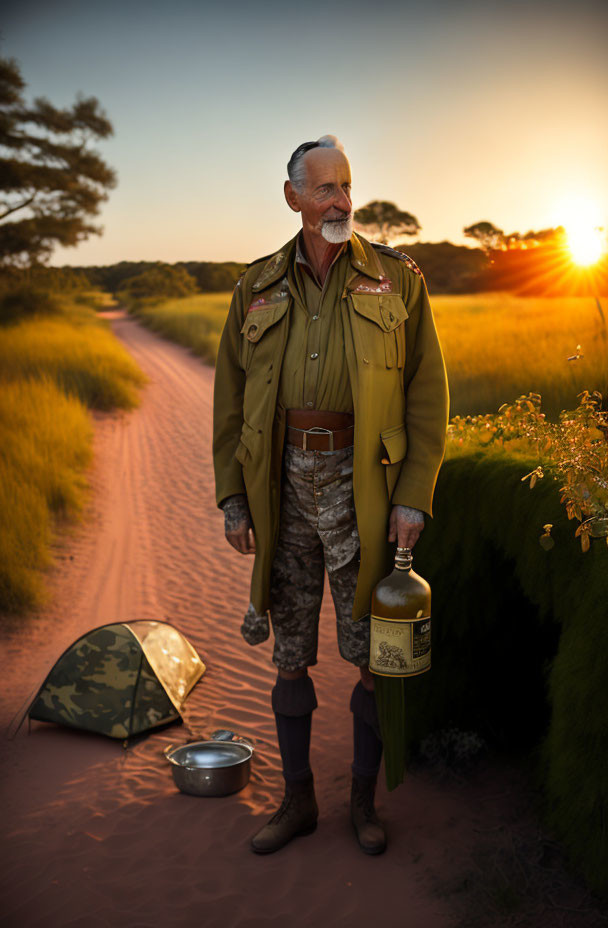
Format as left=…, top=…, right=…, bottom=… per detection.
left=321, top=215, right=353, bottom=244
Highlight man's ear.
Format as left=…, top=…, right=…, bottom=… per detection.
left=284, top=180, right=301, bottom=213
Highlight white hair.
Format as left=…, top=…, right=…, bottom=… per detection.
left=287, top=134, right=345, bottom=192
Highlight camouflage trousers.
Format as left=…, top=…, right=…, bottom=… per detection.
left=267, top=440, right=370, bottom=673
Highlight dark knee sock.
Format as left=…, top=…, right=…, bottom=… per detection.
left=350, top=680, right=383, bottom=779
left=272, top=674, right=318, bottom=784
left=274, top=713, right=313, bottom=783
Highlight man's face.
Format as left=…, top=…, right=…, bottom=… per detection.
left=285, top=148, right=353, bottom=243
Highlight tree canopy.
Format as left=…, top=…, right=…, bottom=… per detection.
left=464, top=220, right=566, bottom=253
left=463, top=221, right=505, bottom=253
left=117, top=264, right=199, bottom=301
left=353, top=200, right=420, bottom=245
left=0, top=55, right=117, bottom=267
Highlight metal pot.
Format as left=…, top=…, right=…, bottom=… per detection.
left=164, top=729, right=255, bottom=797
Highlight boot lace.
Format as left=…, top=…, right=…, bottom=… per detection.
left=268, top=783, right=312, bottom=825
left=267, top=793, right=291, bottom=825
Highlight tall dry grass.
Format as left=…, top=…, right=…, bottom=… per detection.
left=0, top=376, right=93, bottom=613
left=129, top=294, right=228, bottom=363
left=0, top=298, right=146, bottom=410
left=0, top=292, right=147, bottom=617
left=432, top=292, right=607, bottom=420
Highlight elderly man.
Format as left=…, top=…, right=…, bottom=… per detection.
left=212, top=135, right=449, bottom=855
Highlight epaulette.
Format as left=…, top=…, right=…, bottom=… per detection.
left=371, top=242, right=424, bottom=278
left=234, top=253, right=270, bottom=288
left=246, top=252, right=275, bottom=269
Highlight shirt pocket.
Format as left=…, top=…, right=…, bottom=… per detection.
left=349, top=293, right=408, bottom=368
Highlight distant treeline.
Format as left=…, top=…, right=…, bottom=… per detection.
left=0, top=265, right=93, bottom=295
left=400, top=242, right=485, bottom=293
left=29, top=241, right=608, bottom=298
left=82, top=260, right=245, bottom=295
left=402, top=241, right=608, bottom=296
left=53, top=249, right=485, bottom=297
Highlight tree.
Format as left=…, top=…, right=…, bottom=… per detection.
left=0, top=56, right=117, bottom=267
left=117, top=264, right=199, bottom=302
left=354, top=200, right=420, bottom=245
left=521, top=227, right=565, bottom=248
left=463, top=221, right=505, bottom=253
left=501, top=227, right=566, bottom=250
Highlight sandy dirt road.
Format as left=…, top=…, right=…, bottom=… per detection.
left=0, top=308, right=561, bottom=928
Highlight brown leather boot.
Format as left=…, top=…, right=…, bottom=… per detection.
left=250, top=775, right=318, bottom=854
left=350, top=773, right=387, bottom=855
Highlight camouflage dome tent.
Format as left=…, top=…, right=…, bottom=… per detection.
left=28, top=621, right=205, bottom=740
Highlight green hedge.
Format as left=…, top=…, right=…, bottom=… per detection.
left=405, top=448, right=608, bottom=896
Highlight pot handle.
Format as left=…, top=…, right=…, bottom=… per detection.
left=208, top=729, right=256, bottom=750
left=163, top=744, right=180, bottom=765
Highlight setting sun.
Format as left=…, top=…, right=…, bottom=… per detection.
left=568, top=223, right=606, bottom=266
left=557, top=195, right=607, bottom=266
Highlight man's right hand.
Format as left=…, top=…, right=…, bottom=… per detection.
left=220, top=494, right=256, bottom=555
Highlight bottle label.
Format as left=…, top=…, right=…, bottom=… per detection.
left=369, top=614, right=431, bottom=677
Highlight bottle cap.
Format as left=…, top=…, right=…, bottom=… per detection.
left=395, top=546, right=413, bottom=570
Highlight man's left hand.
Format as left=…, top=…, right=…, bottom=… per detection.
left=388, top=505, right=425, bottom=548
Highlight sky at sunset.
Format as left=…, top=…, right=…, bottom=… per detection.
left=2, top=0, right=608, bottom=267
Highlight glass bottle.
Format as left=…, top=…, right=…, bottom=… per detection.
left=369, top=546, right=431, bottom=677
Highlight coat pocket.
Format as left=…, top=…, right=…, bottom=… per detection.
left=380, top=422, right=407, bottom=464
left=350, top=293, right=408, bottom=368
left=235, top=420, right=260, bottom=467
left=380, top=422, right=408, bottom=499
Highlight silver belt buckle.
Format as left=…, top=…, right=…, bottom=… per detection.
left=302, top=426, right=333, bottom=451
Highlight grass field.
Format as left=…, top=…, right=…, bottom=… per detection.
left=0, top=292, right=147, bottom=616
left=128, top=294, right=228, bottom=364
left=0, top=297, right=147, bottom=411
left=131, top=291, right=607, bottom=421
left=434, top=293, right=607, bottom=420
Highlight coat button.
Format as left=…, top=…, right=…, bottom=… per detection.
left=310, top=352, right=319, bottom=359
left=312, top=314, right=319, bottom=320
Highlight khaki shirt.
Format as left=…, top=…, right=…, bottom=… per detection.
left=277, top=232, right=354, bottom=413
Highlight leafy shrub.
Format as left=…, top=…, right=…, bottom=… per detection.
left=0, top=285, right=62, bottom=325
left=449, top=390, right=608, bottom=551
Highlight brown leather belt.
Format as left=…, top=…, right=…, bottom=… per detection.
left=285, top=408, right=354, bottom=451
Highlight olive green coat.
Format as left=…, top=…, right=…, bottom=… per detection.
left=212, top=231, right=450, bottom=622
